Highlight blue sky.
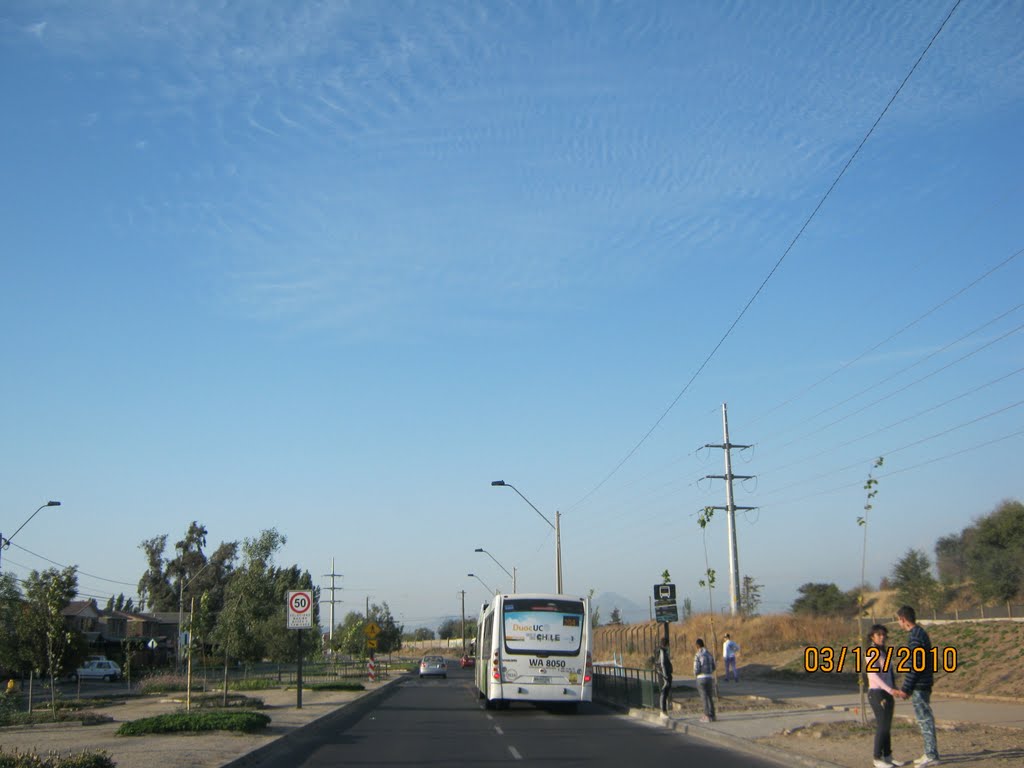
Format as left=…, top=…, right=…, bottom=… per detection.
left=2, top=0, right=1022, bottom=631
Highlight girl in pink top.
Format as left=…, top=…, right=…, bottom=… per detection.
left=866, top=624, right=904, bottom=767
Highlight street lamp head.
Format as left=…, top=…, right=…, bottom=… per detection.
left=474, top=548, right=484, bottom=553
left=47, top=501, right=61, bottom=507
left=467, top=573, right=475, bottom=578
left=490, top=480, right=506, bottom=487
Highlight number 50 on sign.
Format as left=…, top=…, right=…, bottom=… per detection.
left=288, top=590, right=313, bottom=629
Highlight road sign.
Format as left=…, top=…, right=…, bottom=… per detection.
left=287, top=590, right=313, bottom=629
left=364, top=620, right=381, bottom=638
left=147, top=639, right=158, bottom=650
left=653, top=582, right=678, bottom=623
left=367, top=638, right=378, bottom=649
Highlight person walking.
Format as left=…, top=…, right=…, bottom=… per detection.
left=654, top=636, right=673, bottom=716
left=693, top=638, right=716, bottom=722
left=722, top=633, right=740, bottom=682
left=895, top=605, right=940, bottom=766
left=866, top=624, right=905, bottom=768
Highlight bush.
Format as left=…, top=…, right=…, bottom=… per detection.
left=137, top=674, right=188, bottom=694
left=116, top=710, right=271, bottom=736
left=188, top=693, right=264, bottom=709
left=0, top=749, right=115, bottom=768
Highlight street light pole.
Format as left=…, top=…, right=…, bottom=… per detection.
left=467, top=573, right=495, bottom=595
left=474, top=548, right=516, bottom=592
left=0, top=501, right=61, bottom=570
left=491, top=481, right=562, bottom=593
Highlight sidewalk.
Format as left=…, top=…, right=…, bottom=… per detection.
left=629, top=677, right=1024, bottom=767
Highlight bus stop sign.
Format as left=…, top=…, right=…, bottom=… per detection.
left=653, top=583, right=678, bottom=623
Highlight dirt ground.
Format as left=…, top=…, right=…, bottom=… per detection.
left=758, top=718, right=1024, bottom=767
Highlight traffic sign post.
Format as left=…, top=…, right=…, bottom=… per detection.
left=287, top=591, right=314, bottom=709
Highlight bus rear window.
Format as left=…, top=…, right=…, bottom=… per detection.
left=502, top=599, right=585, bottom=655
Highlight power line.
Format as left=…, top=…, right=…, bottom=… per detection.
left=7, top=541, right=138, bottom=586
left=567, top=0, right=965, bottom=513
left=758, top=427, right=1024, bottom=511
left=751, top=247, right=1024, bottom=431
left=757, top=366, right=1024, bottom=478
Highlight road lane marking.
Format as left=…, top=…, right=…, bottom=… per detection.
left=485, top=714, right=493, bottom=720
left=494, top=725, right=504, bottom=735
left=508, top=746, right=523, bottom=760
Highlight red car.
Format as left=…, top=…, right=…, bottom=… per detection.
left=460, top=655, right=475, bottom=668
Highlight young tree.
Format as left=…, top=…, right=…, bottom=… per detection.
left=682, top=597, right=693, bottom=620
left=21, top=567, right=81, bottom=712
left=609, top=607, right=623, bottom=625
left=740, top=575, right=763, bottom=617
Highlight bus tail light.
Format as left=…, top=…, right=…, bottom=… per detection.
left=584, top=651, right=593, bottom=683
left=492, top=651, right=501, bottom=681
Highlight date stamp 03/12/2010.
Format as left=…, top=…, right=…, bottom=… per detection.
left=802, top=645, right=958, bottom=674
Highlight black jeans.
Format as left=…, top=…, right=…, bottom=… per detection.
left=868, top=689, right=894, bottom=759
left=660, top=676, right=672, bottom=712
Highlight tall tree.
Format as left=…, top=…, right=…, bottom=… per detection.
left=891, top=549, right=940, bottom=611
left=935, top=532, right=970, bottom=584
left=137, top=535, right=175, bottom=612
left=791, top=583, right=858, bottom=617
left=0, top=573, right=23, bottom=674
left=965, top=499, right=1024, bottom=603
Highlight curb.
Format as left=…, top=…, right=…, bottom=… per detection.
left=220, top=676, right=405, bottom=768
left=626, top=708, right=848, bottom=768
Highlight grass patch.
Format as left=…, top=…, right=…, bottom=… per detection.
left=116, top=710, right=271, bottom=736
left=0, top=749, right=116, bottom=767
left=307, top=682, right=365, bottom=692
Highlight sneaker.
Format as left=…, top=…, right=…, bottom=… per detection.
left=874, top=760, right=894, bottom=768
left=883, top=757, right=904, bottom=767
left=699, top=715, right=711, bottom=723
left=659, top=711, right=669, bottom=718
left=914, top=757, right=940, bottom=767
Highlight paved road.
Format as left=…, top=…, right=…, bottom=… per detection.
left=255, top=667, right=784, bottom=767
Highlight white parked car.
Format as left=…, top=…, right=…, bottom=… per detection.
left=72, top=659, right=122, bottom=682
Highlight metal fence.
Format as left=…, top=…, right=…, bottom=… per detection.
left=592, top=664, right=660, bottom=709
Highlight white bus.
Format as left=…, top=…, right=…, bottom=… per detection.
left=475, top=593, right=593, bottom=711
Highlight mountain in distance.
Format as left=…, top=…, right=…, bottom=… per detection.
left=592, top=591, right=649, bottom=625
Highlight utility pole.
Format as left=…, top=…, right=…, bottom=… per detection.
left=459, top=590, right=466, bottom=655
left=703, top=403, right=756, bottom=616
left=322, top=559, right=344, bottom=645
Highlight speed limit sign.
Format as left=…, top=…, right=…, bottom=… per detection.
left=287, top=590, right=313, bottom=629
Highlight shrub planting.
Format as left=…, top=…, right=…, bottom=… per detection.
left=116, top=710, right=270, bottom=736
left=0, top=749, right=115, bottom=768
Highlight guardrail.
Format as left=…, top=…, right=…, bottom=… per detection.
left=592, top=664, right=660, bottom=709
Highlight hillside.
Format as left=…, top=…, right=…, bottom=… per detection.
left=592, top=613, right=1024, bottom=700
